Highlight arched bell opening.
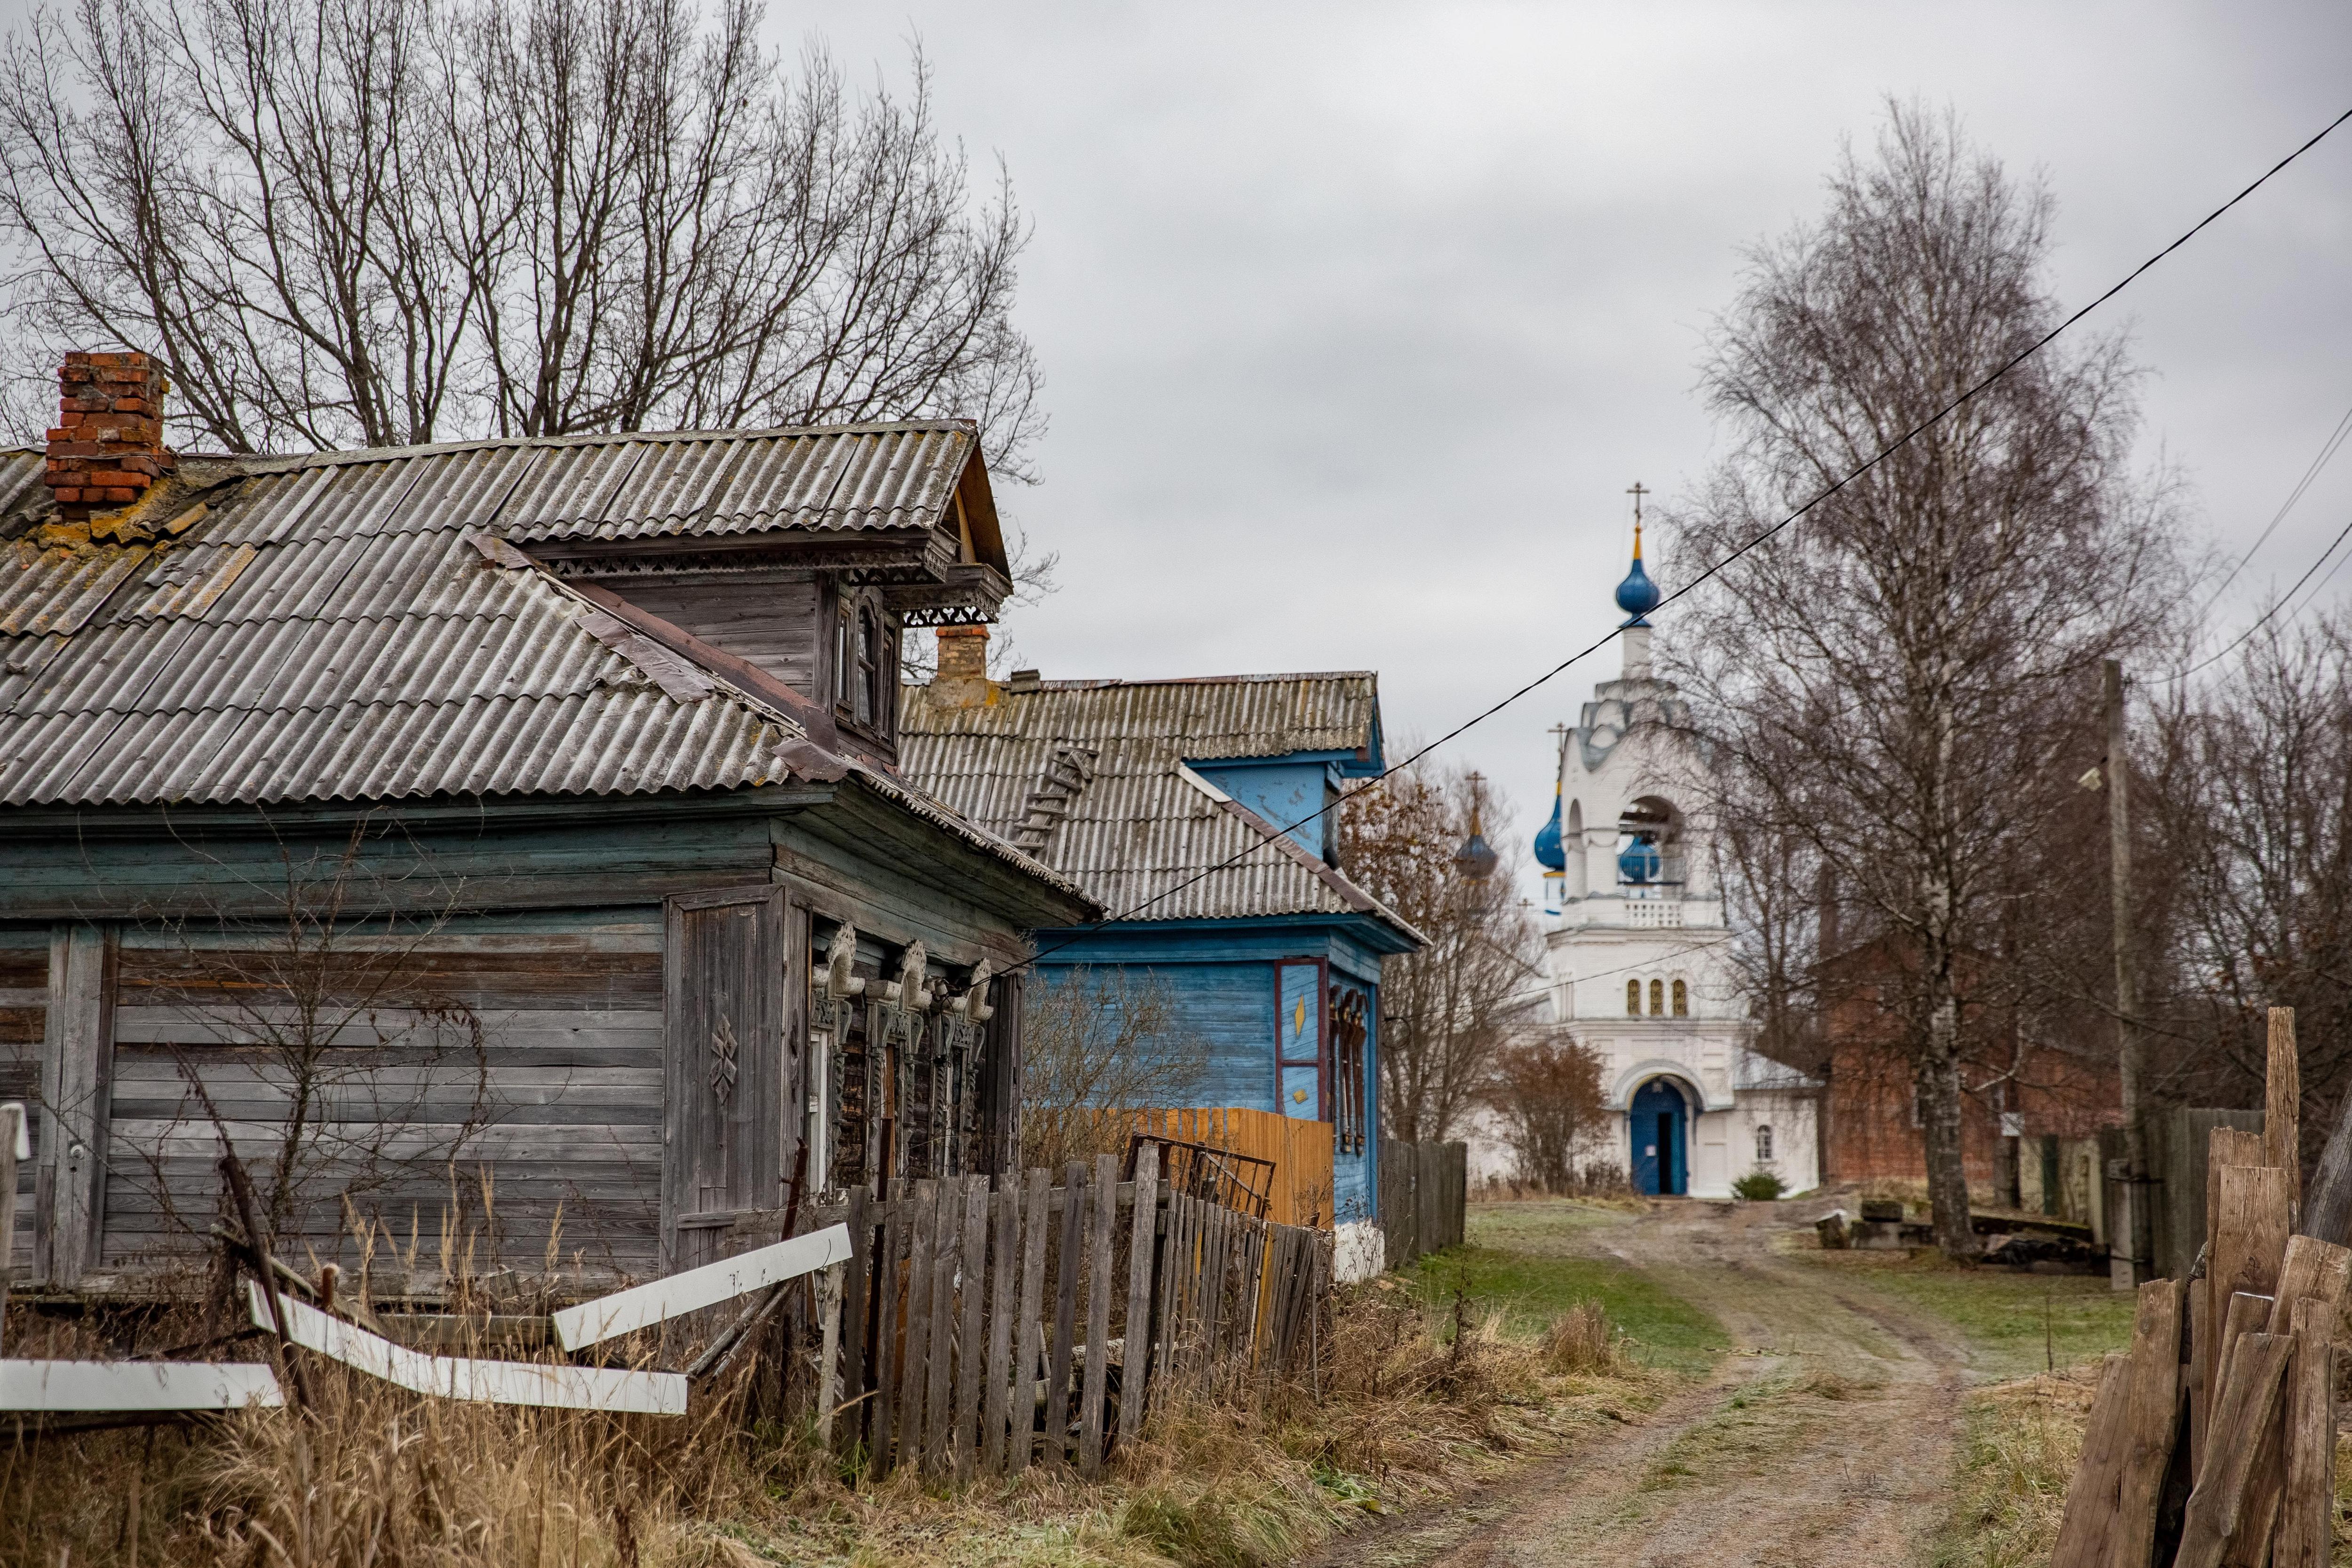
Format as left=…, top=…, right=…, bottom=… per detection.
left=1614, top=795, right=1685, bottom=897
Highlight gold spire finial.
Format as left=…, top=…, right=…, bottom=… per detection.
left=1627, top=481, right=1648, bottom=559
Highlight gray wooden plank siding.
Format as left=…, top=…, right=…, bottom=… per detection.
left=604, top=578, right=822, bottom=695
left=0, top=940, right=40, bottom=1282
left=93, top=931, right=669, bottom=1284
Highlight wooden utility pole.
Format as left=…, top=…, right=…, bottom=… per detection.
left=2107, top=659, right=2149, bottom=1284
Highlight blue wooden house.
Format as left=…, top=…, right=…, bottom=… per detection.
left=900, top=639, right=1422, bottom=1275
left=0, top=352, right=1094, bottom=1295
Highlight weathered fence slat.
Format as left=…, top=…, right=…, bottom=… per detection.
left=836, top=1186, right=871, bottom=1458
left=2276, top=1296, right=2336, bottom=1568
left=866, top=1186, right=909, bottom=1478
left=953, top=1176, right=989, bottom=1482
left=981, top=1180, right=1018, bottom=1474
left=1048, top=1159, right=1084, bottom=1467
left=921, top=1180, right=960, bottom=1479
left=1012, top=1166, right=1050, bottom=1474
left=1117, top=1142, right=1160, bottom=1450
left=1080, top=1151, right=1118, bottom=1475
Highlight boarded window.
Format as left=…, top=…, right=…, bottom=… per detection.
left=1625, top=980, right=1640, bottom=1017
left=1648, top=979, right=1664, bottom=1016
left=1671, top=979, right=1688, bottom=1017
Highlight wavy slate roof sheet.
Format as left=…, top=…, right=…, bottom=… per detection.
left=0, top=429, right=1079, bottom=905
left=900, top=674, right=1418, bottom=941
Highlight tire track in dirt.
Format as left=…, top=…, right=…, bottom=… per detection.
left=1307, top=1201, right=1970, bottom=1568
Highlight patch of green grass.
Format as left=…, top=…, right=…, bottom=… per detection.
left=1803, top=1250, right=2135, bottom=1380
left=1928, top=1378, right=2091, bottom=1568
left=1407, top=1242, right=1729, bottom=1376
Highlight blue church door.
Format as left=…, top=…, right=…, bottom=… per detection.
left=1629, top=1078, right=1689, bottom=1196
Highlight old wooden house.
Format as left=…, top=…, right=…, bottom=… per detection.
left=0, top=352, right=1093, bottom=1297
left=899, top=632, right=1421, bottom=1278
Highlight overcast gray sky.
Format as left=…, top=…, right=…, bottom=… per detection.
left=793, top=1, right=2352, bottom=852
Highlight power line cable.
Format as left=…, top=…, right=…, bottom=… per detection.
left=2176, top=394, right=2352, bottom=670
left=2176, top=507, right=2352, bottom=680
left=1004, top=103, right=2352, bottom=975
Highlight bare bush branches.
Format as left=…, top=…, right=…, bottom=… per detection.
left=1482, top=1031, right=1605, bottom=1191
left=1021, top=966, right=1205, bottom=1171
left=0, top=0, right=1042, bottom=470
left=1668, top=102, right=2187, bottom=1255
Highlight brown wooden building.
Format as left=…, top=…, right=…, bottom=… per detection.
left=0, top=352, right=1093, bottom=1297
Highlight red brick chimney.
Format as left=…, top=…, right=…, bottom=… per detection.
left=47, top=351, right=175, bottom=524
left=929, top=624, right=996, bottom=708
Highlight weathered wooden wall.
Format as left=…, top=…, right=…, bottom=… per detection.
left=0, top=930, right=42, bottom=1283
left=597, top=578, right=822, bottom=695
left=1379, top=1139, right=1467, bottom=1271
left=99, top=915, right=670, bottom=1286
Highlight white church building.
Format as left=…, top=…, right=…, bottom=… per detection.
left=1516, top=515, right=1821, bottom=1198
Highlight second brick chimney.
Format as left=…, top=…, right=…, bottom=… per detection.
left=47, top=351, right=175, bottom=525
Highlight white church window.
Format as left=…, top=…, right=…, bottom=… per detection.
left=1756, top=1125, right=1774, bottom=1162
left=1671, top=979, right=1688, bottom=1017
left=1626, top=979, right=1640, bottom=1017
left=1648, top=978, right=1664, bottom=1016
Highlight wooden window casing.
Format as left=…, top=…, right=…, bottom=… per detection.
left=1327, top=983, right=1369, bottom=1155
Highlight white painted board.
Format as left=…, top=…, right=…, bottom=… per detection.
left=552, top=1224, right=855, bottom=1351
left=0, top=1358, right=284, bottom=1411
left=249, top=1284, right=686, bottom=1415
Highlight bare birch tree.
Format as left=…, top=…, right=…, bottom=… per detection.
left=1667, top=103, right=2185, bottom=1256
left=0, top=0, right=1043, bottom=470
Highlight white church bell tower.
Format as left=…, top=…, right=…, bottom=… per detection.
left=1530, top=489, right=1820, bottom=1198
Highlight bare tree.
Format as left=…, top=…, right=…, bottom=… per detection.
left=115, top=819, right=501, bottom=1286
left=1667, top=103, right=2185, bottom=1256
left=1482, top=1029, right=1605, bottom=1190
left=2142, top=611, right=2352, bottom=1150
left=1021, top=966, right=1206, bottom=1172
left=1339, top=760, right=1542, bottom=1143
left=0, top=0, right=1043, bottom=471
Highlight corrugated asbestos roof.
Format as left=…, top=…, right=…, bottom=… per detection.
left=193, top=421, right=979, bottom=547
left=0, top=433, right=1086, bottom=905
left=900, top=674, right=1419, bottom=942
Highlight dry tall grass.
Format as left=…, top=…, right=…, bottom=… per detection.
left=0, top=1278, right=1653, bottom=1568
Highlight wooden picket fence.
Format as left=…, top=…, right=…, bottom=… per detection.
left=2051, top=1008, right=2342, bottom=1567
left=733, top=1140, right=1331, bottom=1481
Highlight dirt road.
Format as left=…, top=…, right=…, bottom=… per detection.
left=1326, top=1200, right=1974, bottom=1568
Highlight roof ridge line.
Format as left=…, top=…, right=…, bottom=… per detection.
left=212, top=419, right=979, bottom=475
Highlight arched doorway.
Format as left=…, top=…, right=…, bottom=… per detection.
left=1629, top=1077, right=1691, bottom=1196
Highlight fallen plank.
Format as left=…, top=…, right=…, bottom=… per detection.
left=550, top=1224, right=853, bottom=1350
left=253, top=1285, right=685, bottom=1415
left=0, top=1359, right=283, bottom=1412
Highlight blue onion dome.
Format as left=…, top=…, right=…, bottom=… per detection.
left=1533, top=781, right=1566, bottom=871
left=1614, top=523, right=1660, bottom=626
left=1618, top=832, right=1662, bottom=885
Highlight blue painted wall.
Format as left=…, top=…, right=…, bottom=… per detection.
left=1032, top=910, right=1401, bottom=1227
left=1188, top=758, right=1338, bottom=860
